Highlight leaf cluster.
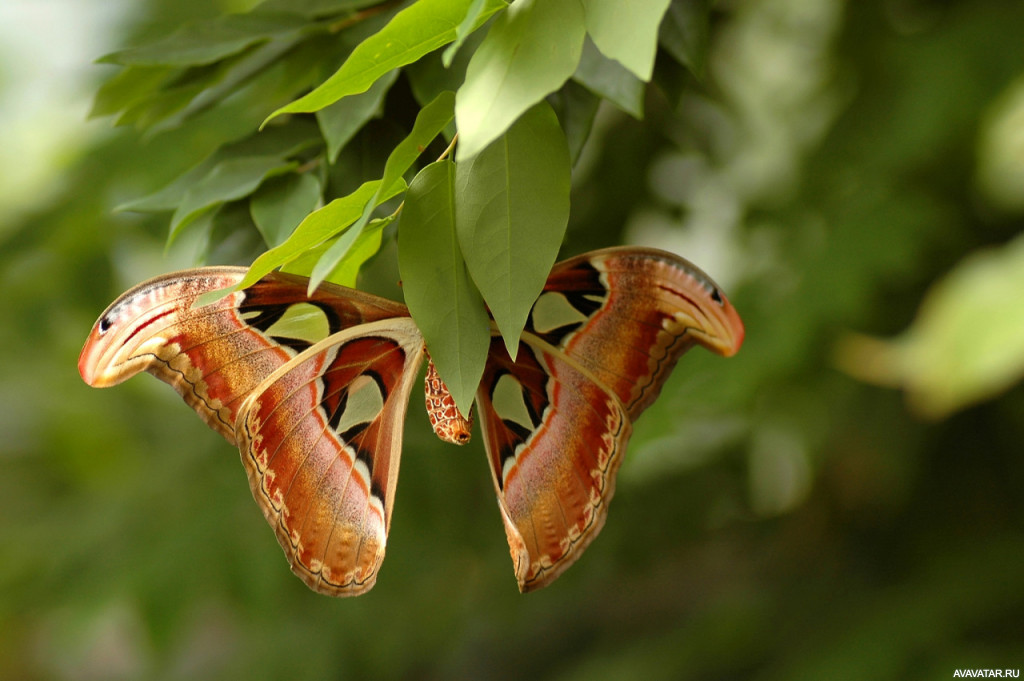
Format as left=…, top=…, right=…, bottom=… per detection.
left=93, top=0, right=711, bottom=413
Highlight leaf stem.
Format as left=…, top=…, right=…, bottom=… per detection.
left=437, top=133, right=459, bottom=162
left=389, top=133, right=459, bottom=221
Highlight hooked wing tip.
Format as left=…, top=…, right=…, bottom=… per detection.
left=690, top=291, right=745, bottom=359
left=78, top=328, right=104, bottom=387
left=718, top=298, right=745, bottom=357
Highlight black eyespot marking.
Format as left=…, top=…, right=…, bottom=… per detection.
left=710, top=288, right=723, bottom=305
left=98, top=316, right=113, bottom=334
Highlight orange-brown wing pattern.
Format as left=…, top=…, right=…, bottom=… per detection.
left=478, top=247, right=744, bottom=591
left=79, top=268, right=409, bottom=443
left=235, top=319, right=425, bottom=596
left=476, top=338, right=630, bottom=591
left=525, top=246, right=744, bottom=420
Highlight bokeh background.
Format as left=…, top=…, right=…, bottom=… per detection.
left=2, top=0, right=1024, bottom=678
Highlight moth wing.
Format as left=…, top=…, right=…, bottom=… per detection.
left=235, top=317, right=424, bottom=596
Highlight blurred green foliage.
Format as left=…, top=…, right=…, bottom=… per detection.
left=2, top=0, right=1024, bottom=679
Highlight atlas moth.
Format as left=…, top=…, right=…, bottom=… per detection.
left=80, top=247, right=744, bottom=596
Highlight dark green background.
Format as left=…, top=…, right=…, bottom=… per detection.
left=2, top=1, right=1022, bottom=678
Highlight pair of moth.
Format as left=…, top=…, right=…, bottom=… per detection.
left=80, top=247, right=744, bottom=596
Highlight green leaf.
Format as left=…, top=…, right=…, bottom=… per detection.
left=250, top=172, right=322, bottom=247
left=399, top=161, right=490, bottom=417
left=168, top=155, right=299, bottom=244
left=238, top=178, right=405, bottom=290
left=114, top=77, right=209, bottom=130
left=266, top=0, right=506, bottom=121
left=374, top=90, right=456, bottom=204
left=145, top=36, right=307, bottom=134
left=307, top=90, right=457, bottom=290
left=99, top=13, right=311, bottom=67
left=550, top=80, right=600, bottom=166
left=203, top=200, right=264, bottom=264
left=317, top=69, right=398, bottom=163
left=407, top=30, right=484, bottom=108
left=658, top=0, right=712, bottom=78
left=442, top=0, right=490, bottom=67
left=455, top=102, right=570, bottom=357
left=177, top=40, right=330, bottom=135
left=325, top=215, right=393, bottom=288
left=455, top=0, right=585, bottom=161
left=283, top=216, right=393, bottom=288
left=837, top=234, right=1024, bottom=419
left=581, top=0, right=670, bottom=82
left=172, top=206, right=218, bottom=268
left=90, top=65, right=174, bottom=119
left=118, top=120, right=321, bottom=213
left=119, top=159, right=219, bottom=213
left=227, top=117, right=324, bottom=158
left=305, top=205, right=380, bottom=293
left=573, top=36, right=645, bottom=119
left=107, top=33, right=329, bottom=133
